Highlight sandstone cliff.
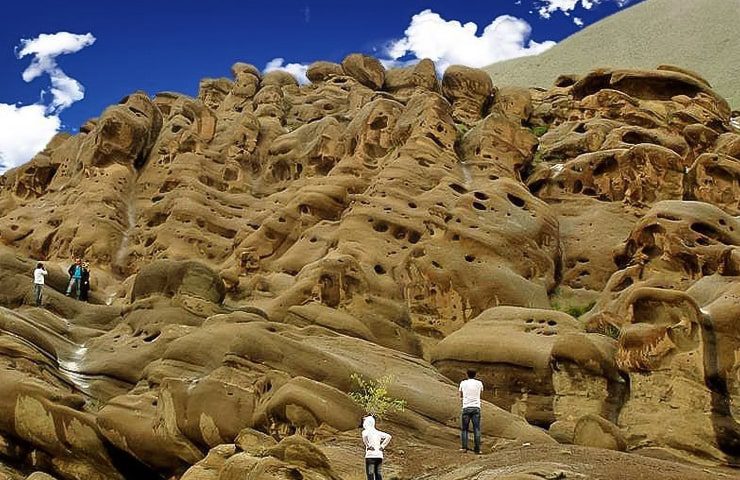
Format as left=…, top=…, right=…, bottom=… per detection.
left=0, top=55, right=738, bottom=479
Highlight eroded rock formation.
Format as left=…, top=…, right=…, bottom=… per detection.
left=0, top=56, right=738, bottom=479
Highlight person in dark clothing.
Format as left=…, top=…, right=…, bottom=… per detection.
left=66, top=258, right=83, bottom=299
left=79, top=262, right=91, bottom=302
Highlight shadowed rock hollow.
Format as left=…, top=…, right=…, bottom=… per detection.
left=0, top=54, right=738, bottom=479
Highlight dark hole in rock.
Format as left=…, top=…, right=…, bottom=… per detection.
left=507, top=193, right=526, bottom=207
left=143, top=332, right=160, bottom=343
left=370, top=116, right=388, bottom=130
left=449, top=183, right=467, bottom=194
left=472, top=202, right=486, bottom=211
left=464, top=254, right=475, bottom=262
left=373, top=222, right=389, bottom=233
left=593, top=156, right=618, bottom=176
left=374, top=264, right=386, bottom=274
left=690, top=222, right=721, bottom=241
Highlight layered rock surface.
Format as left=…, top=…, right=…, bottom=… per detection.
left=0, top=56, right=738, bottom=479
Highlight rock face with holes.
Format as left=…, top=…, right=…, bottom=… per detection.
left=0, top=57, right=738, bottom=479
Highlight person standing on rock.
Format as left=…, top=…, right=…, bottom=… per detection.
left=66, top=258, right=83, bottom=299
left=32, top=262, right=48, bottom=307
left=80, top=262, right=91, bottom=302
left=362, top=415, right=391, bottom=480
left=459, top=369, right=483, bottom=454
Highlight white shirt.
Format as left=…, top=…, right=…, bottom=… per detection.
left=459, top=378, right=484, bottom=409
left=33, top=268, right=48, bottom=285
left=362, top=416, right=392, bottom=459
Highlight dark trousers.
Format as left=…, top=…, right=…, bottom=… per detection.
left=461, top=406, right=481, bottom=452
left=34, top=284, right=43, bottom=306
left=365, top=457, right=382, bottom=480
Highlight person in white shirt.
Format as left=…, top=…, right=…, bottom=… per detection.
left=33, top=262, right=48, bottom=307
left=361, top=415, right=391, bottom=480
left=458, top=369, right=484, bottom=454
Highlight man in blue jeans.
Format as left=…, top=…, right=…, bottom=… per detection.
left=66, top=258, right=83, bottom=299
left=459, top=369, right=483, bottom=454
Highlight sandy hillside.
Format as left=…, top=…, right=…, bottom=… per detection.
left=484, top=0, right=740, bottom=107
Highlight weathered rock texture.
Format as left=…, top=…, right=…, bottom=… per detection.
left=0, top=55, right=738, bottom=479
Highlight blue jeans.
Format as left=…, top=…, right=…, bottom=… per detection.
left=461, top=407, right=481, bottom=452
left=34, top=284, right=43, bottom=306
left=365, top=458, right=382, bottom=480
left=66, top=277, right=81, bottom=299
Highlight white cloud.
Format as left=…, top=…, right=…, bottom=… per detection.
left=573, top=17, right=584, bottom=26
left=0, top=32, right=94, bottom=174
left=16, top=32, right=96, bottom=112
left=263, top=58, right=310, bottom=84
left=385, top=9, right=556, bottom=72
left=537, top=0, right=630, bottom=19
left=0, top=104, right=61, bottom=170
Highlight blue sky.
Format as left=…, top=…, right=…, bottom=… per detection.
left=0, top=0, right=640, bottom=171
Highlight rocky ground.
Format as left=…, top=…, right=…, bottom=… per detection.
left=0, top=54, right=738, bottom=479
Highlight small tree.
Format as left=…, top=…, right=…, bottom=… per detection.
left=349, top=374, right=406, bottom=419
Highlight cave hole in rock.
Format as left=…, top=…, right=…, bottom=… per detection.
left=288, top=469, right=304, bottom=480
left=690, top=222, right=722, bottom=241
left=464, top=254, right=475, bottom=262
left=143, top=332, right=160, bottom=343
left=449, top=183, right=467, bottom=194
left=593, top=156, right=617, bottom=176
left=583, top=188, right=598, bottom=197
left=472, top=202, right=486, bottom=211
left=373, top=222, right=389, bottom=233
left=506, top=193, right=526, bottom=208
left=474, top=191, right=489, bottom=201
left=374, top=264, right=386, bottom=274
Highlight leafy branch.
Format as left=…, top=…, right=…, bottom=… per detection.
left=349, top=374, right=406, bottom=419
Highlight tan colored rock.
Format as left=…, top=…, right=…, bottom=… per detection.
left=1, top=59, right=739, bottom=477
left=383, top=58, right=439, bottom=101
left=306, top=61, right=343, bottom=83
left=340, top=54, right=385, bottom=90
left=573, top=414, right=627, bottom=451
left=442, top=65, right=494, bottom=126
left=26, top=474, right=58, bottom=480
left=235, top=428, right=277, bottom=455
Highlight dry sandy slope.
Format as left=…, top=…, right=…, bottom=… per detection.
left=484, top=0, right=740, bottom=108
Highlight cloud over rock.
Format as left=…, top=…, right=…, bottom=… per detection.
left=0, top=32, right=95, bottom=173
left=385, top=9, right=555, bottom=72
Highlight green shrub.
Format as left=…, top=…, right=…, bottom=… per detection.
left=552, top=301, right=596, bottom=318
left=455, top=123, right=469, bottom=137
left=530, top=125, right=549, bottom=137
left=349, top=374, right=406, bottom=419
